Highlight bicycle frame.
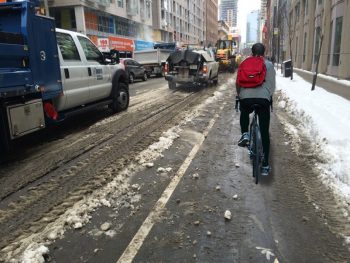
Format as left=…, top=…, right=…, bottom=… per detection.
left=248, top=108, right=264, bottom=184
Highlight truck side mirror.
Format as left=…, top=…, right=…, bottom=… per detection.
left=110, top=50, right=120, bottom=64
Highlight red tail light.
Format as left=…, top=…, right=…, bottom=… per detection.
left=43, top=102, right=58, bottom=120
left=202, top=63, right=208, bottom=74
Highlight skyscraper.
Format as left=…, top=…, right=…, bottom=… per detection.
left=220, top=0, right=238, bottom=28
left=246, top=10, right=260, bottom=44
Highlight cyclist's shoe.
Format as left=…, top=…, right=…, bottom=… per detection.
left=261, top=165, right=270, bottom=176
left=238, top=132, right=249, bottom=147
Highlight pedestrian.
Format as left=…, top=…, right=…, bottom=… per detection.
left=271, top=55, right=276, bottom=67
left=236, top=43, right=276, bottom=176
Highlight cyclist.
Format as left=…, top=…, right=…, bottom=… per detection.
left=236, top=43, right=276, bottom=176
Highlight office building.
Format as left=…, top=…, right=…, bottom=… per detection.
left=152, top=0, right=205, bottom=44
left=47, top=0, right=153, bottom=56
left=246, top=10, right=260, bottom=44
left=205, top=0, right=219, bottom=46
left=219, top=0, right=238, bottom=27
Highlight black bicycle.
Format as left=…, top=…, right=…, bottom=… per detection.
left=235, top=97, right=268, bottom=184
left=248, top=104, right=265, bottom=184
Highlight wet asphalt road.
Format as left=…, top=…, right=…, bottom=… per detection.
left=0, top=76, right=350, bottom=262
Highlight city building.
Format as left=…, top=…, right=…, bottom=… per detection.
left=260, top=0, right=268, bottom=42
left=218, top=20, right=230, bottom=40
left=219, top=0, right=238, bottom=27
left=246, top=10, right=260, bottom=44
left=205, top=0, right=219, bottom=47
left=263, top=0, right=288, bottom=61
left=152, top=0, right=205, bottom=45
left=230, top=27, right=241, bottom=52
left=47, top=0, right=153, bottom=56
left=288, top=0, right=350, bottom=79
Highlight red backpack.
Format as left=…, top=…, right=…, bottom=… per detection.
left=236, top=56, right=266, bottom=88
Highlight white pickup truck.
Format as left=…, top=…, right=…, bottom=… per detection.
left=164, top=49, right=219, bottom=89
left=54, top=28, right=129, bottom=114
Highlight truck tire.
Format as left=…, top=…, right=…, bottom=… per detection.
left=142, top=73, right=148, bottom=81
left=213, top=72, right=219, bottom=85
left=0, top=107, right=11, bottom=162
left=168, top=81, right=176, bottom=89
left=129, top=73, right=134, bottom=84
left=110, top=82, right=129, bottom=113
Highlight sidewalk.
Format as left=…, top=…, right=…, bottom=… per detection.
left=288, top=67, right=350, bottom=101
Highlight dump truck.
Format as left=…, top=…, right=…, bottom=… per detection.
left=133, top=42, right=176, bottom=77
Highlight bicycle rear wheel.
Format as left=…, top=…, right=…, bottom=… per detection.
left=252, top=125, right=262, bottom=184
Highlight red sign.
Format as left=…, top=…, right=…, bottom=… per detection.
left=98, top=38, right=110, bottom=52
left=108, top=36, right=134, bottom=52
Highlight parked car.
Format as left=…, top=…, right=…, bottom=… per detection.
left=120, top=58, right=148, bottom=83
left=164, top=48, right=219, bottom=89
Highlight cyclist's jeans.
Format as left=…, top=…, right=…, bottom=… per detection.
left=239, top=98, right=271, bottom=166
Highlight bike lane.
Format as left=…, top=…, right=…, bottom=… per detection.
left=45, top=77, right=349, bottom=263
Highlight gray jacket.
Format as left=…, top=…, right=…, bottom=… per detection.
left=236, top=58, right=276, bottom=101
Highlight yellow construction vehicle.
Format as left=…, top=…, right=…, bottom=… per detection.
left=215, top=37, right=236, bottom=73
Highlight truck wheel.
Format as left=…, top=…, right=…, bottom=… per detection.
left=129, top=73, right=134, bottom=84
left=0, top=109, right=11, bottom=162
left=168, top=81, right=176, bottom=89
left=142, top=73, right=147, bottom=81
left=110, top=83, right=129, bottom=113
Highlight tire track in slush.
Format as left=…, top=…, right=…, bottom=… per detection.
left=0, top=89, right=191, bottom=202
left=0, top=86, right=218, bottom=251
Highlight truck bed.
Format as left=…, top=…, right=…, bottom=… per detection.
left=134, top=49, right=173, bottom=65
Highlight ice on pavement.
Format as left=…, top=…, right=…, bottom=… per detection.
left=276, top=72, right=350, bottom=203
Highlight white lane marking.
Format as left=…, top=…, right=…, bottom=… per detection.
left=117, top=112, right=221, bottom=263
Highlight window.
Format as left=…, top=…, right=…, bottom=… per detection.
left=78, top=36, right=103, bottom=62
left=313, top=27, right=321, bottom=63
left=333, top=16, right=343, bottom=66
left=117, top=0, right=123, bottom=8
left=318, top=0, right=323, bottom=5
left=303, top=32, right=307, bottom=62
left=98, top=15, right=114, bottom=33
left=56, top=33, right=80, bottom=61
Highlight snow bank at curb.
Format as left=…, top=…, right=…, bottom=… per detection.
left=276, top=73, right=350, bottom=203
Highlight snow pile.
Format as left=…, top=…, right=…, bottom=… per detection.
left=276, top=73, right=350, bottom=201
left=21, top=244, right=49, bottom=263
